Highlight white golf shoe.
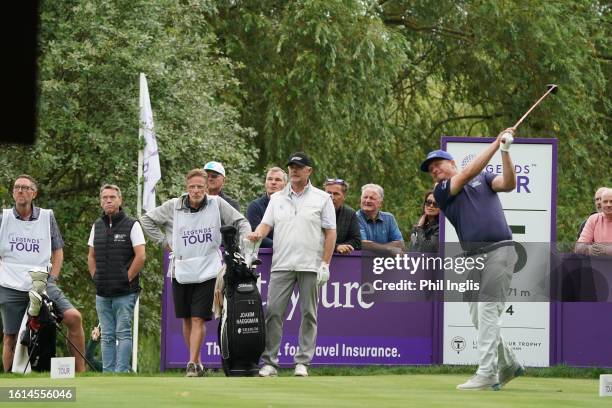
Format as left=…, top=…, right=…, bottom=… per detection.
left=456, top=374, right=500, bottom=391
left=259, top=364, right=278, bottom=377
left=294, top=364, right=308, bottom=377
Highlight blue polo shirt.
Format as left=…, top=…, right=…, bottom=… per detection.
left=434, top=172, right=512, bottom=246
left=356, top=210, right=404, bottom=244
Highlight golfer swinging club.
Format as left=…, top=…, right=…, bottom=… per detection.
left=420, top=128, right=524, bottom=390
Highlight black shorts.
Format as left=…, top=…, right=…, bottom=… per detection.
left=171, top=278, right=215, bottom=321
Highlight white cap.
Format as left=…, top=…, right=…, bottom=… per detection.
left=203, top=161, right=226, bottom=177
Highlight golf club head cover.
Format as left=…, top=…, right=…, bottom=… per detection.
left=29, top=270, right=49, bottom=295
left=28, top=270, right=49, bottom=317
left=28, top=290, right=43, bottom=317
left=241, top=237, right=261, bottom=268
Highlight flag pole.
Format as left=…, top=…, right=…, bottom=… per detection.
left=135, top=72, right=161, bottom=373
left=133, top=74, right=145, bottom=373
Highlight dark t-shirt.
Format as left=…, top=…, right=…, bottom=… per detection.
left=246, top=194, right=273, bottom=248
left=335, top=204, right=362, bottom=250
left=219, top=191, right=240, bottom=213
left=434, top=172, right=512, bottom=246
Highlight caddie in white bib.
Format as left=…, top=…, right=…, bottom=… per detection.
left=172, top=197, right=222, bottom=284
left=0, top=208, right=52, bottom=291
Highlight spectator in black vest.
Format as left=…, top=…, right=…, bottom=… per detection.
left=204, top=161, right=241, bottom=212
left=246, top=167, right=287, bottom=248
left=324, top=178, right=361, bottom=254
left=87, top=184, right=146, bottom=372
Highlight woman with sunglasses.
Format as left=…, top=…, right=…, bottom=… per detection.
left=408, top=190, right=440, bottom=253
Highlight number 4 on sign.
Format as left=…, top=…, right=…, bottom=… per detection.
left=505, top=305, right=515, bottom=316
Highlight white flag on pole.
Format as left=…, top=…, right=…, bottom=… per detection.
left=139, top=73, right=161, bottom=212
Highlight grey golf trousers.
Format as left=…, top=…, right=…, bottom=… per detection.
left=469, top=244, right=519, bottom=377
left=261, top=270, right=319, bottom=367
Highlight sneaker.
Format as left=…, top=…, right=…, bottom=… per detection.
left=499, top=364, right=525, bottom=387
left=294, top=363, right=308, bottom=377
left=456, top=374, right=500, bottom=391
left=185, top=362, right=198, bottom=377
left=259, top=364, right=278, bottom=377
left=196, top=363, right=207, bottom=377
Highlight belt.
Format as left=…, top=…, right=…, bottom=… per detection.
left=463, top=240, right=515, bottom=257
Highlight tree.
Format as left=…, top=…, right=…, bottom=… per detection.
left=0, top=0, right=258, bottom=368
left=213, top=0, right=610, bottom=242
left=212, top=0, right=408, bottom=182
left=380, top=0, right=609, bottom=241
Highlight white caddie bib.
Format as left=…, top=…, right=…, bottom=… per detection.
left=172, top=197, right=222, bottom=284
left=0, top=208, right=52, bottom=291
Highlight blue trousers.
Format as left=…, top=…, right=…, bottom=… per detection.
left=95, top=293, right=137, bottom=372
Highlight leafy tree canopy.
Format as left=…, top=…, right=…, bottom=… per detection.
left=0, top=0, right=259, bottom=339
left=213, top=0, right=610, bottom=241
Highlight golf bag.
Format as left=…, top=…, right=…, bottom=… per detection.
left=218, top=226, right=265, bottom=377
left=19, top=294, right=61, bottom=372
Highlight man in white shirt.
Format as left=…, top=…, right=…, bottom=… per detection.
left=248, top=152, right=336, bottom=377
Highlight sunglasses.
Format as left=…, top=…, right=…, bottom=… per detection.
left=13, top=185, right=34, bottom=192
left=325, top=178, right=347, bottom=187
left=424, top=199, right=438, bottom=208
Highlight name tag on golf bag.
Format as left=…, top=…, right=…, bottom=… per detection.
left=219, top=280, right=265, bottom=377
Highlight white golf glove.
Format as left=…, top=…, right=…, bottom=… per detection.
left=500, top=131, right=514, bottom=152
left=317, top=262, right=330, bottom=286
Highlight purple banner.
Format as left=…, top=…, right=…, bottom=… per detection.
left=161, top=250, right=435, bottom=369
left=160, top=249, right=612, bottom=369
left=553, top=253, right=612, bottom=366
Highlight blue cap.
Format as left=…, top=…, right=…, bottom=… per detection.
left=420, top=150, right=454, bottom=172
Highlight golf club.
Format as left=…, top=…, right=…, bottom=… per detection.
left=499, top=84, right=558, bottom=145
left=511, top=84, right=558, bottom=130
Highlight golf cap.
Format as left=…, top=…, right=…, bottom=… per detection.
left=203, top=161, right=226, bottom=177
left=286, top=152, right=313, bottom=168
left=420, top=150, right=454, bottom=172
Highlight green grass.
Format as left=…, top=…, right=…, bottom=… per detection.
left=3, top=332, right=611, bottom=407
left=0, top=372, right=609, bottom=408
left=4, top=363, right=611, bottom=378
